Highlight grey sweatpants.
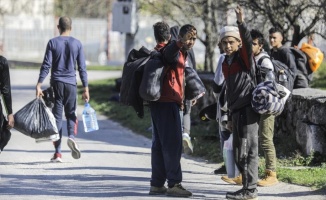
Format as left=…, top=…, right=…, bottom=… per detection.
left=232, top=105, right=260, bottom=190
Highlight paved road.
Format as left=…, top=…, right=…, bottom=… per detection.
left=0, top=69, right=325, bottom=199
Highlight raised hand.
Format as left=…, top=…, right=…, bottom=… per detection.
left=235, top=5, right=244, bottom=24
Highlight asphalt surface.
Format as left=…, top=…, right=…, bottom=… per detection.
left=0, top=69, right=325, bottom=199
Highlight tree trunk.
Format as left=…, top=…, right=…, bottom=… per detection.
left=203, top=0, right=216, bottom=72
left=291, top=24, right=304, bottom=47
left=204, top=34, right=216, bottom=72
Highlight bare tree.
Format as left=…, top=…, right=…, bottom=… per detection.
left=54, top=0, right=113, bottom=18
left=139, top=0, right=230, bottom=72
left=239, top=0, right=326, bottom=46
left=139, top=0, right=326, bottom=72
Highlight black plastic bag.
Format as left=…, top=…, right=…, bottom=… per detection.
left=14, top=98, right=58, bottom=139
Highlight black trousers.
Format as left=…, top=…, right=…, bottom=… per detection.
left=149, top=101, right=183, bottom=188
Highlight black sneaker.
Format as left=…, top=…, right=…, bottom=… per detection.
left=214, top=164, right=227, bottom=174
left=226, top=188, right=258, bottom=200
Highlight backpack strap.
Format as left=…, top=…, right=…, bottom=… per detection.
left=257, top=55, right=270, bottom=66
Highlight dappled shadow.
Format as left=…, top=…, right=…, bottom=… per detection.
left=0, top=173, right=149, bottom=198
left=0, top=170, right=224, bottom=199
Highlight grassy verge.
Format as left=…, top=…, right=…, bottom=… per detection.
left=79, top=62, right=326, bottom=189
left=310, top=62, right=326, bottom=89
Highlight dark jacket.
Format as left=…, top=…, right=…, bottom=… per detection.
left=0, top=56, right=12, bottom=116
left=120, top=46, right=151, bottom=118
left=270, top=46, right=298, bottom=89
left=0, top=56, right=12, bottom=151
left=221, top=22, right=256, bottom=113
left=270, top=46, right=297, bottom=77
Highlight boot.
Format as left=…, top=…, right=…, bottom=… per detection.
left=257, top=169, right=279, bottom=187
left=221, top=174, right=242, bottom=185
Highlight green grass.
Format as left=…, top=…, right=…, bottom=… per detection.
left=277, top=167, right=326, bottom=189
left=310, top=62, right=326, bottom=89
left=79, top=63, right=326, bottom=189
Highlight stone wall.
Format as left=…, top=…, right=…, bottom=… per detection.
left=275, top=88, right=326, bottom=156
left=198, top=73, right=326, bottom=156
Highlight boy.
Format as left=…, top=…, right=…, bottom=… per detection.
left=220, top=6, right=260, bottom=200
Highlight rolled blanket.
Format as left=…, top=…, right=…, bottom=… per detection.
left=251, top=80, right=290, bottom=116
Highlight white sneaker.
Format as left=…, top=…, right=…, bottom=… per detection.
left=67, top=138, right=81, bottom=159
left=182, top=133, right=193, bottom=154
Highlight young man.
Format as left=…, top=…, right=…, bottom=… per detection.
left=220, top=5, right=260, bottom=200
left=0, top=56, right=14, bottom=152
left=269, top=27, right=297, bottom=90
left=170, top=25, right=196, bottom=155
left=148, top=22, right=195, bottom=198
left=251, top=29, right=279, bottom=187
left=36, top=16, right=89, bottom=162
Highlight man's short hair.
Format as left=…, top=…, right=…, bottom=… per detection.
left=58, top=16, right=72, bottom=32
left=153, top=22, right=170, bottom=43
left=269, top=27, right=283, bottom=36
left=250, top=29, right=264, bottom=45
left=179, top=24, right=197, bottom=38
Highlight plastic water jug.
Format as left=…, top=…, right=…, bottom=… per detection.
left=82, top=102, right=99, bottom=132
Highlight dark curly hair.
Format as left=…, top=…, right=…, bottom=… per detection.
left=250, top=29, right=264, bottom=45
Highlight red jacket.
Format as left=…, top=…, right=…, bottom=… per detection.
left=158, top=40, right=186, bottom=106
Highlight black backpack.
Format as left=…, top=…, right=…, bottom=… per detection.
left=290, top=47, right=309, bottom=75
left=139, top=50, right=166, bottom=102
left=257, top=56, right=295, bottom=91
left=120, top=46, right=151, bottom=118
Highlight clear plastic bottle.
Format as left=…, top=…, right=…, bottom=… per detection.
left=82, top=102, right=99, bottom=132
left=278, top=70, right=288, bottom=87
